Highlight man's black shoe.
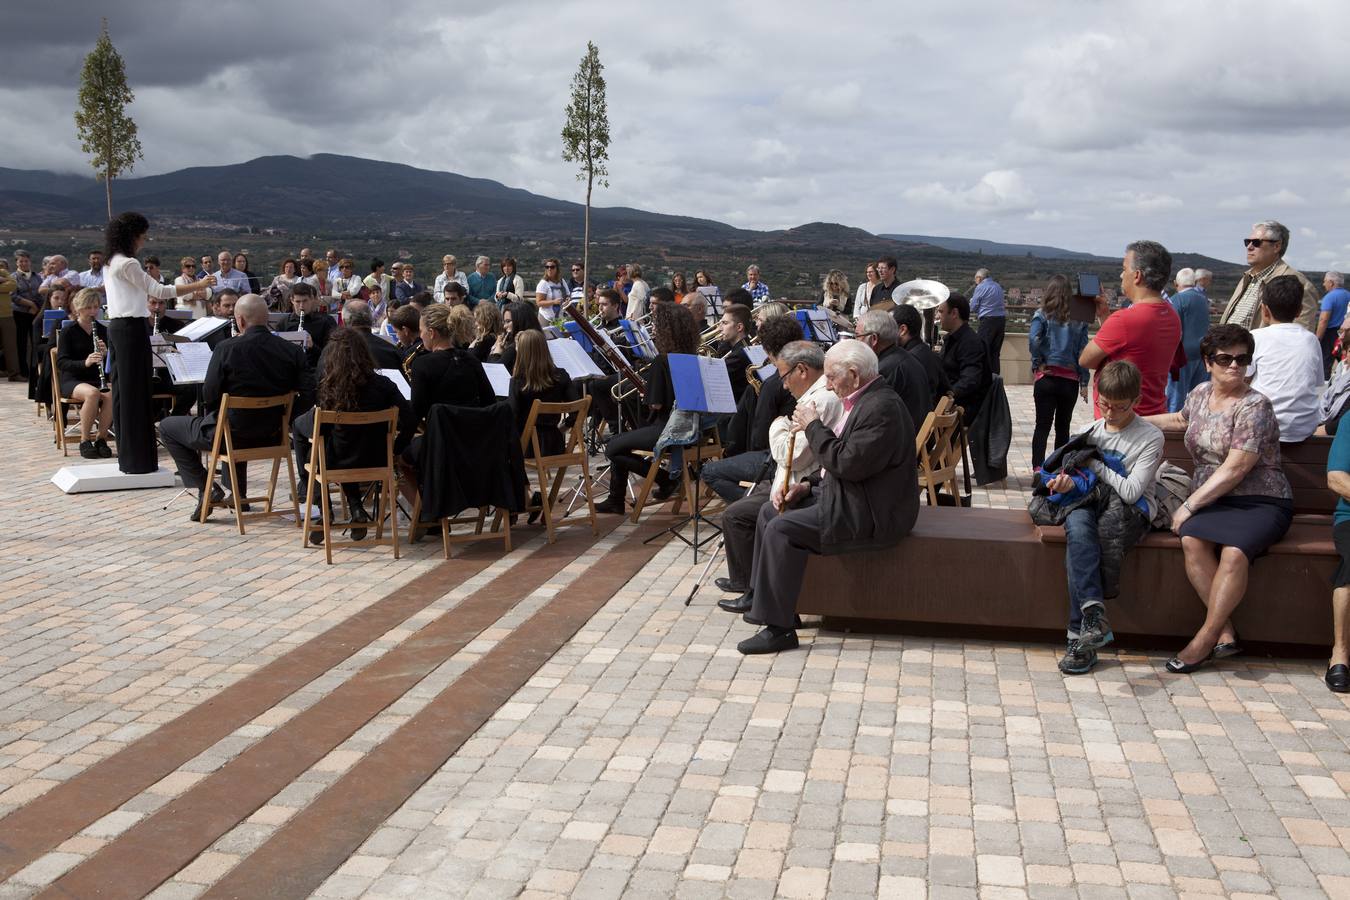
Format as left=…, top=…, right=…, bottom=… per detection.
left=717, top=592, right=753, bottom=614
left=594, top=498, right=625, bottom=515
left=652, top=472, right=680, bottom=501
left=79, top=440, right=100, bottom=459
left=737, top=626, right=798, bottom=655
left=744, top=612, right=803, bottom=628
left=1327, top=663, right=1350, bottom=693
left=714, top=577, right=746, bottom=593
left=191, top=482, right=226, bottom=521
left=350, top=506, right=371, bottom=541
left=94, top=438, right=113, bottom=458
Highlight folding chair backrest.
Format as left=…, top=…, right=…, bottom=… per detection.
left=525, top=396, right=591, bottom=458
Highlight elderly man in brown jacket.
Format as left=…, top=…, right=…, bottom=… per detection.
left=736, top=340, right=919, bottom=654
left=1221, top=220, right=1319, bottom=332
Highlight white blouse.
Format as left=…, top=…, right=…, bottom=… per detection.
left=107, top=255, right=175, bottom=318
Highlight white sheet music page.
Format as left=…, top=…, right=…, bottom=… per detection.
left=696, top=355, right=737, bottom=414
left=176, top=316, right=229, bottom=341
left=482, top=362, right=512, bottom=397
left=548, top=340, right=604, bottom=379
left=375, top=368, right=412, bottom=401
left=165, top=342, right=213, bottom=384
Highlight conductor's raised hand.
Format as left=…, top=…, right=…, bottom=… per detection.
left=791, top=401, right=819, bottom=433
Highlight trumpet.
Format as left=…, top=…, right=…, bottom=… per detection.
left=94, top=332, right=110, bottom=392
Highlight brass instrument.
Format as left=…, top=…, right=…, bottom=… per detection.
left=93, top=331, right=109, bottom=392
left=746, top=365, right=763, bottom=396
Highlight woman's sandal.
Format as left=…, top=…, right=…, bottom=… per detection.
left=1212, top=630, right=1243, bottom=660
left=1165, top=650, right=1214, bottom=674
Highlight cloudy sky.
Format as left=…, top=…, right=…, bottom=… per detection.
left=3, top=0, right=1348, bottom=269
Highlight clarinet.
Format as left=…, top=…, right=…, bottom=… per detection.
left=151, top=311, right=159, bottom=335
left=94, top=331, right=109, bottom=392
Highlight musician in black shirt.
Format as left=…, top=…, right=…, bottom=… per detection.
left=160, top=295, right=314, bottom=519
left=596, top=302, right=697, bottom=514
left=893, top=304, right=950, bottom=406
left=147, top=295, right=195, bottom=416
left=55, top=289, right=113, bottom=458
left=316, top=300, right=403, bottom=378
left=389, top=304, right=426, bottom=380
left=586, top=288, right=638, bottom=433
left=280, top=282, right=336, bottom=367
left=487, top=301, right=541, bottom=374
left=709, top=303, right=753, bottom=403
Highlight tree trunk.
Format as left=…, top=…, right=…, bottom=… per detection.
left=583, top=174, right=592, bottom=318
left=104, top=172, right=112, bottom=221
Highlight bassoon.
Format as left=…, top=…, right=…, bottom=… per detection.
left=565, top=304, right=646, bottom=399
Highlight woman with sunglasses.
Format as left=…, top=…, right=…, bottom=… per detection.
left=1145, top=323, right=1293, bottom=673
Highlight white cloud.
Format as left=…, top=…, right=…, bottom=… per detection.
left=1217, top=195, right=1253, bottom=211
left=1104, top=191, right=1184, bottom=213
left=903, top=170, right=1035, bottom=215
left=1264, top=189, right=1308, bottom=206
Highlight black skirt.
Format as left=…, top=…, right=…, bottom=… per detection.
left=59, top=374, right=99, bottom=398
left=1178, top=494, right=1294, bottom=560
left=1333, top=521, right=1350, bottom=588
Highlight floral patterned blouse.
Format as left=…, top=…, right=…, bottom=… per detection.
left=1181, top=383, right=1292, bottom=499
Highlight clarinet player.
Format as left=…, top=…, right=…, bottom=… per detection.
left=103, top=212, right=214, bottom=474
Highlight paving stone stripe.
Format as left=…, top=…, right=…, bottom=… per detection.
left=34, top=512, right=643, bottom=900
left=0, top=545, right=501, bottom=884
left=200, top=515, right=678, bottom=900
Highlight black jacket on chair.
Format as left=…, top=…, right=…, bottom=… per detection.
left=802, top=377, right=918, bottom=555
left=419, top=401, right=527, bottom=520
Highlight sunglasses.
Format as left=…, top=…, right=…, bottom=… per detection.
left=1243, top=238, right=1277, bottom=248
left=546, top=264, right=558, bottom=269
left=1209, top=352, right=1253, bottom=368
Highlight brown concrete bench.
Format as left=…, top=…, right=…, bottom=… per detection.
left=799, top=433, right=1336, bottom=650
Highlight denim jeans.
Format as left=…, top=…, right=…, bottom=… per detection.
left=701, top=450, right=771, bottom=503
left=1063, top=502, right=1150, bottom=637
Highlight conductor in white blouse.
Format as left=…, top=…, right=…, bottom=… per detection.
left=102, top=212, right=215, bottom=474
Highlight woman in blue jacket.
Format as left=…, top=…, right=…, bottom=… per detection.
left=1029, top=275, right=1090, bottom=468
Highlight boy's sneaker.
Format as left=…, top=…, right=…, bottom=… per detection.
left=1078, top=605, right=1114, bottom=650
left=1058, top=639, right=1098, bottom=675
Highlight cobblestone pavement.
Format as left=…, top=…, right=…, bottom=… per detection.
left=2, top=381, right=1347, bottom=899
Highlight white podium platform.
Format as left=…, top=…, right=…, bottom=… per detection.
left=51, top=463, right=178, bottom=494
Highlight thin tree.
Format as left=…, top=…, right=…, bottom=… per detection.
left=74, top=20, right=143, bottom=221
left=561, top=41, right=610, bottom=317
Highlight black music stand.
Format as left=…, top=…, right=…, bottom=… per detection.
left=641, top=428, right=722, bottom=561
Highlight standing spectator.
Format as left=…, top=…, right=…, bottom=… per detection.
left=299, top=258, right=324, bottom=296
left=212, top=251, right=252, bottom=296
left=611, top=265, right=632, bottom=297
left=467, top=255, right=495, bottom=308
left=433, top=254, right=469, bottom=300
left=394, top=264, right=423, bottom=304
left=329, top=258, right=364, bottom=306
left=971, top=267, right=1007, bottom=375
left=0, top=260, right=18, bottom=380
left=821, top=270, right=850, bottom=318
left=324, top=248, right=341, bottom=284
left=695, top=270, right=722, bottom=317
left=1318, top=271, right=1350, bottom=378
left=566, top=261, right=592, bottom=307
left=625, top=263, right=651, bottom=320
left=269, top=258, right=302, bottom=308
left=197, top=255, right=213, bottom=280
left=11, top=250, right=41, bottom=377
left=363, top=259, right=392, bottom=309
left=39, top=254, right=79, bottom=300
left=233, top=253, right=261, bottom=295
left=177, top=257, right=212, bottom=318
left=1325, top=417, right=1350, bottom=692
left=1080, top=240, right=1182, bottom=418
left=871, top=256, right=902, bottom=305
left=742, top=264, right=769, bottom=303
left=1144, top=324, right=1293, bottom=674
left=1166, top=268, right=1213, bottom=412
left=937, top=293, right=992, bottom=423
left=495, top=257, right=526, bottom=306
left=670, top=272, right=690, bottom=299
left=78, top=250, right=106, bottom=293
left=1250, top=275, right=1324, bottom=443
left=535, top=258, right=566, bottom=324
left=853, top=262, right=879, bottom=317
left=1221, top=220, right=1319, bottom=332
left=1028, top=274, right=1089, bottom=469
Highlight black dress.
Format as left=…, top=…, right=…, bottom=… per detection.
left=510, top=366, right=574, bottom=457
left=56, top=320, right=108, bottom=397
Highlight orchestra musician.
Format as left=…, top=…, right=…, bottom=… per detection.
left=316, top=299, right=403, bottom=375
left=735, top=341, right=919, bottom=655
left=388, top=303, right=425, bottom=379
left=56, top=288, right=114, bottom=459
left=509, top=329, right=574, bottom=460
left=488, top=301, right=542, bottom=374
left=147, top=295, right=196, bottom=416
left=586, top=287, right=637, bottom=434
left=468, top=302, right=503, bottom=364
left=710, top=303, right=753, bottom=403
left=160, top=294, right=314, bottom=520
left=281, top=282, right=336, bottom=367
left=595, top=302, right=699, bottom=515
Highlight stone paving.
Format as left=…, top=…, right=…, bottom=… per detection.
left=2, top=381, right=1347, bottom=899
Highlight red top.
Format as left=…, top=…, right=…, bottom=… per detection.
left=1091, top=300, right=1183, bottom=417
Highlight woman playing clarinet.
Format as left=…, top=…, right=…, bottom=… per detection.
left=56, top=289, right=114, bottom=458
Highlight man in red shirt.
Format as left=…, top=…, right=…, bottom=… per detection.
left=1080, top=240, right=1183, bottom=417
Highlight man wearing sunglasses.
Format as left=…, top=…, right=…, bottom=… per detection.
left=1221, top=220, right=1319, bottom=332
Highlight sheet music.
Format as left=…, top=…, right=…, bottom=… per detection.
left=177, top=316, right=230, bottom=341
left=667, top=353, right=737, bottom=414
left=483, top=362, right=512, bottom=397
left=633, top=323, right=657, bottom=358
left=806, top=309, right=837, bottom=343
left=744, top=345, right=768, bottom=366
left=548, top=340, right=604, bottom=379
left=275, top=330, right=312, bottom=348
left=376, top=368, right=412, bottom=401
left=164, top=342, right=213, bottom=384
left=758, top=362, right=777, bottom=382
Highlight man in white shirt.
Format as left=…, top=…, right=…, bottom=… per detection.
left=212, top=251, right=252, bottom=296
left=1251, top=274, right=1324, bottom=442
left=79, top=251, right=106, bottom=293
left=433, top=255, right=469, bottom=300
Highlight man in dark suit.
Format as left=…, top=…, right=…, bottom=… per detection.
left=937, top=292, right=992, bottom=423
left=160, top=294, right=314, bottom=520
left=709, top=303, right=753, bottom=402
left=893, top=304, right=950, bottom=405
left=737, top=341, right=919, bottom=654
left=317, top=299, right=403, bottom=377
left=280, top=281, right=336, bottom=367
left=854, top=309, right=930, bottom=433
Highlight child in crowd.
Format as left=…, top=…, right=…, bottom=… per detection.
left=1043, top=360, right=1164, bottom=674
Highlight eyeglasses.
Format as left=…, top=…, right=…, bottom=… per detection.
left=571, top=267, right=582, bottom=272
left=1097, top=398, right=1134, bottom=412
left=1208, top=352, right=1252, bottom=368
left=1243, top=238, right=1278, bottom=248
left=545, top=264, right=558, bottom=269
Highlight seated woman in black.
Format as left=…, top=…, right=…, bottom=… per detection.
left=469, top=302, right=502, bottom=364
left=30, top=285, right=69, bottom=405
left=488, top=300, right=542, bottom=374
left=510, top=329, right=574, bottom=458
left=398, top=303, right=495, bottom=496
left=56, top=288, right=114, bottom=459
left=292, top=328, right=417, bottom=543
left=595, top=301, right=697, bottom=514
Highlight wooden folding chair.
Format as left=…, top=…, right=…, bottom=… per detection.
left=302, top=407, right=400, bottom=564
left=629, top=429, right=724, bottom=523
left=915, top=395, right=962, bottom=506
left=407, top=495, right=512, bottom=558
left=520, top=395, right=598, bottom=543
left=200, top=392, right=298, bottom=534
left=49, top=346, right=113, bottom=456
